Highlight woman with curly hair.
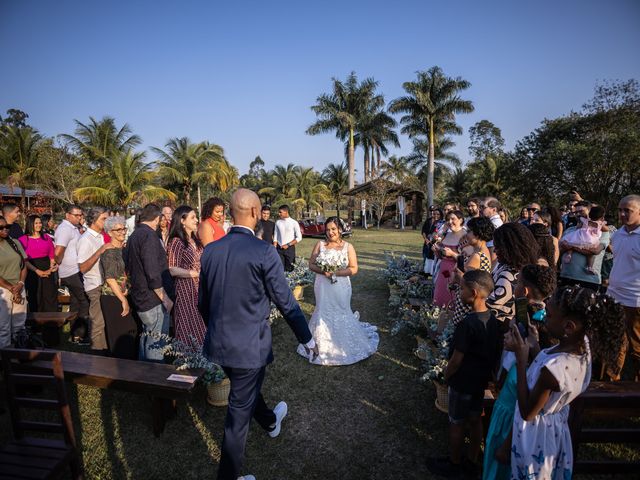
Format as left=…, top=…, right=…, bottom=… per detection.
left=487, top=223, right=540, bottom=325
left=505, top=286, right=625, bottom=479
left=198, top=197, right=226, bottom=247
left=528, top=223, right=559, bottom=268
left=450, top=217, right=495, bottom=326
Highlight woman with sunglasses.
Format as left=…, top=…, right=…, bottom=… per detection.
left=99, top=216, right=137, bottom=359
left=0, top=215, right=28, bottom=349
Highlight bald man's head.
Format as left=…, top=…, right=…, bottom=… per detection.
left=230, top=188, right=261, bottom=229
left=618, top=194, right=640, bottom=229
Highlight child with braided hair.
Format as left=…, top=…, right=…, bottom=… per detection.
left=506, top=286, right=625, bottom=479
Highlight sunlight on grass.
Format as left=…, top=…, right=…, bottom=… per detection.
left=188, top=405, right=222, bottom=462
left=373, top=351, right=419, bottom=371
left=359, top=399, right=388, bottom=415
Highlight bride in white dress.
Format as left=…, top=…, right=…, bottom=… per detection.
left=296, top=217, right=379, bottom=365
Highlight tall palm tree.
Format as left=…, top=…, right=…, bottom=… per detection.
left=389, top=66, right=474, bottom=206
left=444, top=167, right=469, bottom=205
left=0, top=125, right=43, bottom=210
left=379, top=155, right=411, bottom=183
left=354, top=109, right=400, bottom=181
left=73, top=150, right=176, bottom=209
left=322, top=162, right=349, bottom=218
left=60, top=116, right=141, bottom=168
left=307, top=72, right=382, bottom=189
left=152, top=137, right=228, bottom=205
left=404, top=136, right=461, bottom=176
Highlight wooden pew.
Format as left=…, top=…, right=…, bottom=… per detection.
left=26, top=312, right=77, bottom=347
left=30, top=351, right=203, bottom=437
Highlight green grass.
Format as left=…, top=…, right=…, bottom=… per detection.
left=1, top=227, right=637, bottom=479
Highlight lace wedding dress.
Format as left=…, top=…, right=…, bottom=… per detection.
left=297, top=241, right=379, bottom=365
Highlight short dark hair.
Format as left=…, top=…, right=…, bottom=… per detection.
left=462, top=269, right=494, bottom=297
left=168, top=205, right=202, bottom=249
left=278, top=205, right=289, bottom=212
left=485, top=197, right=501, bottom=210
left=466, top=217, right=495, bottom=241
left=520, top=264, right=557, bottom=299
left=575, top=200, right=591, bottom=209
left=446, top=209, right=465, bottom=221
left=467, top=197, right=479, bottom=206
left=65, top=204, right=82, bottom=214
left=86, top=206, right=107, bottom=226
left=202, top=197, right=225, bottom=220
left=261, top=205, right=271, bottom=212
left=138, top=203, right=162, bottom=223
left=1, top=203, right=19, bottom=215
left=589, top=205, right=605, bottom=221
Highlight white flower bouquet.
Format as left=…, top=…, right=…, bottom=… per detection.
left=315, top=248, right=346, bottom=283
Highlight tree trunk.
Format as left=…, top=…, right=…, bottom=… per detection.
left=364, top=146, right=370, bottom=183
left=184, top=182, right=191, bottom=206
left=197, top=183, right=202, bottom=217
left=370, top=144, right=376, bottom=178
left=376, top=145, right=381, bottom=174
left=336, top=194, right=341, bottom=219
left=428, top=120, right=435, bottom=208
left=348, top=127, right=355, bottom=190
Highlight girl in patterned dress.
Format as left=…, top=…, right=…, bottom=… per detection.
left=450, top=217, right=495, bottom=326
left=506, top=286, right=625, bottom=479
left=167, top=206, right=206, bottom=346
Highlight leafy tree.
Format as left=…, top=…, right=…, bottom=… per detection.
left=322, top=162, right=349, bottom=218
left=60, top=116, right=142, bottom=168
left=0, top=109, right=29, bottom=128
left=0, top=125, right=43, bottom=209
left=468, top=120, right=505, bottom=161
left=152, top=137, right=229, bottom=205
left=364, top=178, right=396, bottom=229
left=258, top=163, right=298, bottom=203
left=379, top=155, right=411, bottom=183
left=307, top=72, right=383, bottom=189
left=36, top=139, right=90, bottom=205
left=354, top=102, right=399, bottom=181
left=73, top=150, right=176, bottom=209
left=389, top=66, right=474, bottom=207
left=289, top=167, right=330, bottom=216
left=240, top=155, right=267, bottom=191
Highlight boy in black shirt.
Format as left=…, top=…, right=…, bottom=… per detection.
left=428, top=269, right=500, bottom=478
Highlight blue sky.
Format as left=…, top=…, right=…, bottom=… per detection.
left=1, top=0, right=639, bottom=181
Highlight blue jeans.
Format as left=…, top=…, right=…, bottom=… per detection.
left=138, top=304, right=169, bottom=362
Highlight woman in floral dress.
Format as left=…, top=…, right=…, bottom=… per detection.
left=167, top=206, right=206, bottom=346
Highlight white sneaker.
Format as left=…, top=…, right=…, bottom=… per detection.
left=268, top=401, right=288, bottom=438
left=238, top=476, right=255, bottom=480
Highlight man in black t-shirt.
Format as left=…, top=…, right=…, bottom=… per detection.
left=1, top=203, right=24, bottom=239
left=256, top=205, right=275, bottom=245
left=427, top=269, right=501, bottom=478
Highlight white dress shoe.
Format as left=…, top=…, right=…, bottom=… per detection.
left=268, top=401, right=288, bottom=438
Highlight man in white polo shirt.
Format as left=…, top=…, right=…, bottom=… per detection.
left=608, top=194, right=640, bottom=381
left=274, top=204, right=302, bottom=272
left=55, top=205, right=90, bottom=344
left=77, top=207, right=114, bottom=353
left=480, top=197, right=503, bottom=263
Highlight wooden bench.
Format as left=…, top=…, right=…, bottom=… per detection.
left=30, top=351, right=203, bottom=437
left=483, top=381, right=640, bottom=475
left=26, top=312, right=77, bottom=347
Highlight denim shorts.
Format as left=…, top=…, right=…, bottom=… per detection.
left=448, top=387, right=483, bottom=424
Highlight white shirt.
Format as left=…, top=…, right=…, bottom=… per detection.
left=125, top=215, right=136, bottom=241
left=76, top=228, right=105, bottom=292
left=607, top=225, right=640, bottom=307
left=54, top=220, right=81, bottom=279
left=275, top=217, right=302, bottom=246
left=487, top=214, right=504, bottom=248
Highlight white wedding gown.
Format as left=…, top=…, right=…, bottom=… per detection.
left=297, top=241, right=379, bottom=366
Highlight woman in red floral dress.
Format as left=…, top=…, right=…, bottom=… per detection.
left=167, top=206, right=206, bottom=346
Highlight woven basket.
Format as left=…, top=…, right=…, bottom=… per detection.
left=293, top=285, right=305, bottom=300
left=206, top=378, right=230, bottom=407
left=433, top=381, right=449, bottom=413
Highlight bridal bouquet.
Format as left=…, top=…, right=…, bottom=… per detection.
left=315, top=249, right=346, bottom=284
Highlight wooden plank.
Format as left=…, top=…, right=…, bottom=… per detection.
left=574, top=460, right=640, bottom=475
left=15, top=397, right=60, bottom=410
left=19, top=420, right=65, bottom=434
left=10, top=373, right=57, bottom=387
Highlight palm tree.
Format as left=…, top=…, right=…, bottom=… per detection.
left=379, top=155, right=411, bottom=183
left=354, top=109, right=400, bottom=181
left=307, top=72, right=382, bottom=189
left=60, top=116, right=141, bottom=168
left=152, top=137, right=229, bottom=205
left=322, top=162, right=349, bottom=218
left=73, top=149, right=176, bottom=209
left=389, top=66, right=474, bottom=206
left=443, top=167, right=469, bottom=205
left=404, top=136, right=461, bottom=176
left=258, top=163, right=298, bottom=202
left=0, top=125, right=43, bottom=210
left=289, top=167, right=330, bottom=216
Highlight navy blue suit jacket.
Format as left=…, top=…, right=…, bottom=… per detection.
left=199, top=226, right=312, bottom=369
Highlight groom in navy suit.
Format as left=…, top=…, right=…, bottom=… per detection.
left=199, top=188, right=318, bottom=480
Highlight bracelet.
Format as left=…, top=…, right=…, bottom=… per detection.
left=17, top=281, right=24, bottom=286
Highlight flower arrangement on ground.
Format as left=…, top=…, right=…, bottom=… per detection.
left=269, top=257, right=314, bottom=322
left=419, top=321, right=455, bottom=385
left=381, top=252, right=422, bottom=286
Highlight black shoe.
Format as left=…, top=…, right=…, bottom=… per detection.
left=426, top=457, right=462, bottom=478
left=70, top=336, right=90, bottom=346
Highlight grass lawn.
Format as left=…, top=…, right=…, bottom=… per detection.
left=1, top=227, right=637, bottom=479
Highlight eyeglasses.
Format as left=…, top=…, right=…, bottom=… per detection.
left=110, top=227, right=127, bottom=232
left=0, top=226, right=8, bottom=231
left=69, top=213, right=83, bottom=217
left=527, top=207, right=538, bottom=211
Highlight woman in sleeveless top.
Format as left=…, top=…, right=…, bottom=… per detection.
left=432, top=210, right=466, bottom=308
left=450, top=217, right=495, bottom=326
left=297, top=217, right=378, bottom=365
left=198, top=197, right=226, bottom=247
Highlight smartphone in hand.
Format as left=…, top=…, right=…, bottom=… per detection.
left=515, top=296, right=530, bottom=338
